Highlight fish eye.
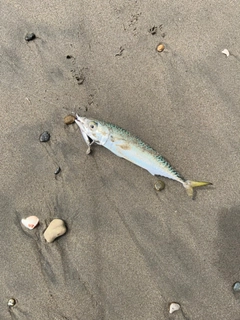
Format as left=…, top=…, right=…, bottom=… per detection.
left=89, top=121, right=97, bottom=129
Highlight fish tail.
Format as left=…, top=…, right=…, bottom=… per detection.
left=183, top=180, right=212, bottom=198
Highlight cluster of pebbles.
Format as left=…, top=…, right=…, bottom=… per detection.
left=20, top=116, right=76, bottom=242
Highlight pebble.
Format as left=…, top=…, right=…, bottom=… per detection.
left=64, top=114, right=76, bottom=125
left=39, top=131, right=50, bottom=142
left=25, top=33, right=36, bottom=41
left=8, top=298, right=16, bottom=307
left=44, top=219, right=67, bottom=243
left=169, top=302, right=181, bottom=314
left=154, top=180, right=165, bottom=191
left=156, top=43, right=165, bottom=52
left=21, top=216, right=39, bottom=229
left=54, top=166, right=61, bottom=175
left=233, top=282, right=240, bottom=292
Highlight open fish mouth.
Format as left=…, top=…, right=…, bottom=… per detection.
left=88, top=136, right=93, bottom=144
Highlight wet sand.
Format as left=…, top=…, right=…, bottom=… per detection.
left=1, top=1, right=240, bottom=319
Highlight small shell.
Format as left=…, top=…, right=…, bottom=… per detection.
left=222, top=49, right=230, bottom=57
left=8, top=298, right=16, bottom=307
left=64, top=115, right=76, bottom=125
left=169, top=302, right=181, bottom=314
left=21, top=216, right=39, bottom=229
left=156, top=43, right=165, bottom=52
left=154, top=180, right=165, bottom=191
left=39, top=131, right=50, bottom=142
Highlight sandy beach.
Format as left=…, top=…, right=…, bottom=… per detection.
left=1, top=1, right=240, bottom=319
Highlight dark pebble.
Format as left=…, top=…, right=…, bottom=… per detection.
left=54, top=167, right=61, bottom=175
left=66, top=55, right=73, bottom=59
left=39, top=131, right=50, bottom=142
left=233, top=282, right=240, bottom=292
left=25, top=33, right=36, bottom=41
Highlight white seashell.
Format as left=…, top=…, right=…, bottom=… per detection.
left=21, top=216, right=39, bottom=229
left=169, top=302, right=181, bottom=314
left=222, top=49, right=230, bottom=57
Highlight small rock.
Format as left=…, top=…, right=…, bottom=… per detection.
left=21, top=216, right=39, bottom=229
left=169, top=302, right=181, bottom=314
left=44, top=219, right=67, bottom=243
left=64, top=114, right=76, bottom=125
left=156, top=43, right=165, bottom=52
left=25, top=33, right=36, bottom=41
left=54, top=167, right=61, bottom=175
left=154, top=180, right=165, bottom=191
left=233, top=282, right=240, bottom=292
left=39, top=131, right=50, bottom=142
left=8, top=298, right=16, bottom=307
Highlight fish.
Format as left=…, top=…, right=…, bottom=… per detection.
left=75, top=115, right=212, bottom=198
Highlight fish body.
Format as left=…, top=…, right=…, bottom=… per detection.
left=75, top=115, right=212, bottom=197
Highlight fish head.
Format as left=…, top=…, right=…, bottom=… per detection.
left=75, top=114, right=110, bottom=145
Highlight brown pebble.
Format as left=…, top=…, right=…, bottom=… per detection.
left=156, top=43, right=165, bottom=52
left=8, top=298, right=17, bottom=307
left=64, top=115, right=76, bottom=125
left=154, top=180, right=165, bottom=191
left=44, top=219, right=67, bottom=243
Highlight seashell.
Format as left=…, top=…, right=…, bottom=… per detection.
left=39, top=131, right=50, bottom=142
left=154, top=180, right=165, bottom=191
left=8, top=298, right=16, bottom=307
left=169, top=302, right=181, bottom=314
left=156, top=43, right=165, bottom=52
left=64, top=114, right=76, bottom=125
left=44, top=219, right=67, bottom=243
left=222, top=49, right=230, bottom=57
left=21, top=216, right=39, bottom=229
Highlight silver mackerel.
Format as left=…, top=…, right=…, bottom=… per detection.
left=75, top=115, right=212, bottom=198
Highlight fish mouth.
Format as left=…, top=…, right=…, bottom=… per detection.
left=75, top=115, right=86, bottom=132
left=75, top=114, right=85, bottom=124
left=88, top=136, right=93, bottom=144
left=75, top=115, right=94, bottom=143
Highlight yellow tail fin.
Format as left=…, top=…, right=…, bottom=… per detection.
left=184, top=180, right=212, bottom=198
